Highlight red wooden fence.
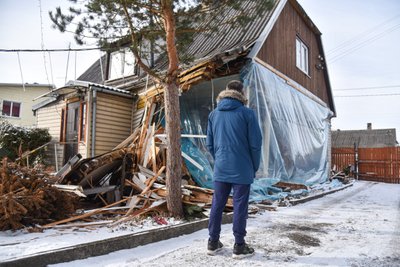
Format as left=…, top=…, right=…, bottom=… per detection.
left=332, top=147, right=400, bottom=184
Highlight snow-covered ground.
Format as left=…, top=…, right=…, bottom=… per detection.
left=1, top=180, right=399, bottom=266
left=44, top=180, right=400, bottom=267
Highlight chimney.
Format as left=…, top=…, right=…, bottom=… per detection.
left=367, top=123, right=372, bottom=130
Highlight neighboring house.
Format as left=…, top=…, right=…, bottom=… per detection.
left=33, top=81, right=134, bottom=169
left=39, top=0, right=336, bottom=187
left=0, top=83, right=53, bottom=127
left=331, top=123, right=399, bottom=183
left=332, top=123, right=398, bottom=148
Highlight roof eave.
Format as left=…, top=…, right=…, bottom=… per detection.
left=247, top=0, right=287, bottom=59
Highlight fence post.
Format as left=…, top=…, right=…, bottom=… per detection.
left=354, top=142, right=359, bottom=180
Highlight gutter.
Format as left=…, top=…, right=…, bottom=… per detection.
left=91, top=87, right=97, bottom=158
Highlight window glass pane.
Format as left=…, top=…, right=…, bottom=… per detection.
left=11, top=102, right=20, bottom=117
left=74, top=108, right=79, bottom=131
left=2, top=101, right=11, bottom=116
left=123, top=49, right=135, bottom=77
left=296, top=38, right=309, bottom=74
left=296, top=39, right=301, bottom=68
left=109, top=51, right=123, bottom=80
left=109, top=48, right=135, bottom=80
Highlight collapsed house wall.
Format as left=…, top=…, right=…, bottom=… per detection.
left=179, top=62, right=332, bottom=195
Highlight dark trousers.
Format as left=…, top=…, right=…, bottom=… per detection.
left=208, top=181, right=251, bottom=244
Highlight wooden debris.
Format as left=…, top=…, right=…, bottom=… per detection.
left=42, top=198, right=129, bottom=228
left=272, top=181, right=308, bottom=192
left=0, top=159, right=78, bottom=231
left=1, top=94, right=237, bottom=230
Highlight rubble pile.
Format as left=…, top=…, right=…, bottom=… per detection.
left=0, top=96, right=223, bottom=231
left=0, top=159, right=78, bottom=230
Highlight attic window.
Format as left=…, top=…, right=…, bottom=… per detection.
left=1, top=100, right=21, bottom=118
left=296, top=37, right=309, bottom=75
left=108, top=47, right=135, bottom=80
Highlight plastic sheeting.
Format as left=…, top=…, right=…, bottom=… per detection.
left=242, top=62, right=333, bottom=186
left=180, top=61, right=333, bottom=200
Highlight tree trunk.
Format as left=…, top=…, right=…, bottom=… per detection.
left=161, top=0, right=184, bottom=217
left=163, top=82, right=183, bottom=217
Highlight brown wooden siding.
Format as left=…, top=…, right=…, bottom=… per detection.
left=332, top=147, right=400, bottom=184
left=257, top=1, right=329, bottom=106
left=94, top=92, right=133, bottom=155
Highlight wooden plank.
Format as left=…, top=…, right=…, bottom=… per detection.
left=125, top=166, right=166, bottom=216
left=138, top=165, right=166, bottom=180
left=114, top=128, right=140, bottom=150
left=42, top=198, right=130, bottom=228
left=142, top=125, right=155, bottom=167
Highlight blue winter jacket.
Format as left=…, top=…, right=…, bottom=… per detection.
left=206, top=89, right=262, bottom=184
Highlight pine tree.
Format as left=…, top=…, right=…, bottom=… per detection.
left=49, top=0, right=272, bottom=217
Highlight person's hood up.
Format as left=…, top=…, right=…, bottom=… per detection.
left=216, top=89, right=248, bottom=111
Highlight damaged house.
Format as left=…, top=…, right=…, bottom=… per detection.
left=34, top=0, right=336, bottom=200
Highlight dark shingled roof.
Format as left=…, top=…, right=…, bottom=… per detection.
left=332, top=128, right=398, bottom=148
left=78, top=55, right=107, bottom=84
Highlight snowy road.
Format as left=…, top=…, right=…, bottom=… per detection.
left=52, top=181, right=400, bottom=267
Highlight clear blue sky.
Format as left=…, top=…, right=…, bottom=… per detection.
left=1, top=0, right=399, bottom=137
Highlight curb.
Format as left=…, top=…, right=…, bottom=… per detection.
left=0, top=184, right=353, bottom=266
left=289, top=183, right=354, bottom=205
left=0, top=214, right=233, bottom=267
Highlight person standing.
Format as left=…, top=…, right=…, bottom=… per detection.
left=206, top=80, right=262, bottom=258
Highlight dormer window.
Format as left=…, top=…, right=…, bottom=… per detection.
left=296, top=37, right=309, bottom=75
left=108, top=47, right=135, bottom=80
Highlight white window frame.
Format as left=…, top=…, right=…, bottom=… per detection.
left=296, top=37, right=309, bottom=75
left=1, top=100, right=22, bottom=118
left=108, top=47, right=135, bottom=80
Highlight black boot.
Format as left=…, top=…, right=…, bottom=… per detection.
left=232, top=243, right=255, bottom=259
left=207, top=239, right=223, bottom=255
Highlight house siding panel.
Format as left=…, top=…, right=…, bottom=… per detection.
left=132, top=108, right=145, bottom=131
left=36, top=101, right=65, bottom=170
left=257, top=1, right=329, bottom=105
left=94, top=92, right=132, bottom=155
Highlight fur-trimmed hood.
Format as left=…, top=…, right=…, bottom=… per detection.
left=216, top=89, right=248, bottom=105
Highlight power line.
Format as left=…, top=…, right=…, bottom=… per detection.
left=327, top=14, right=400, bottom=55
left=335, top=93, right=400, bottom=97
left=0, top=47, right=100, bottom=52
left=334, top=85, right=400, bottom=91
left=38, top=0, right=51, bottom=86
left=329, top=23, right=400, bottom=64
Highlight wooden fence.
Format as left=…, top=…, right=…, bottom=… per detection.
left=332, top=147, right=400, bottom=184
